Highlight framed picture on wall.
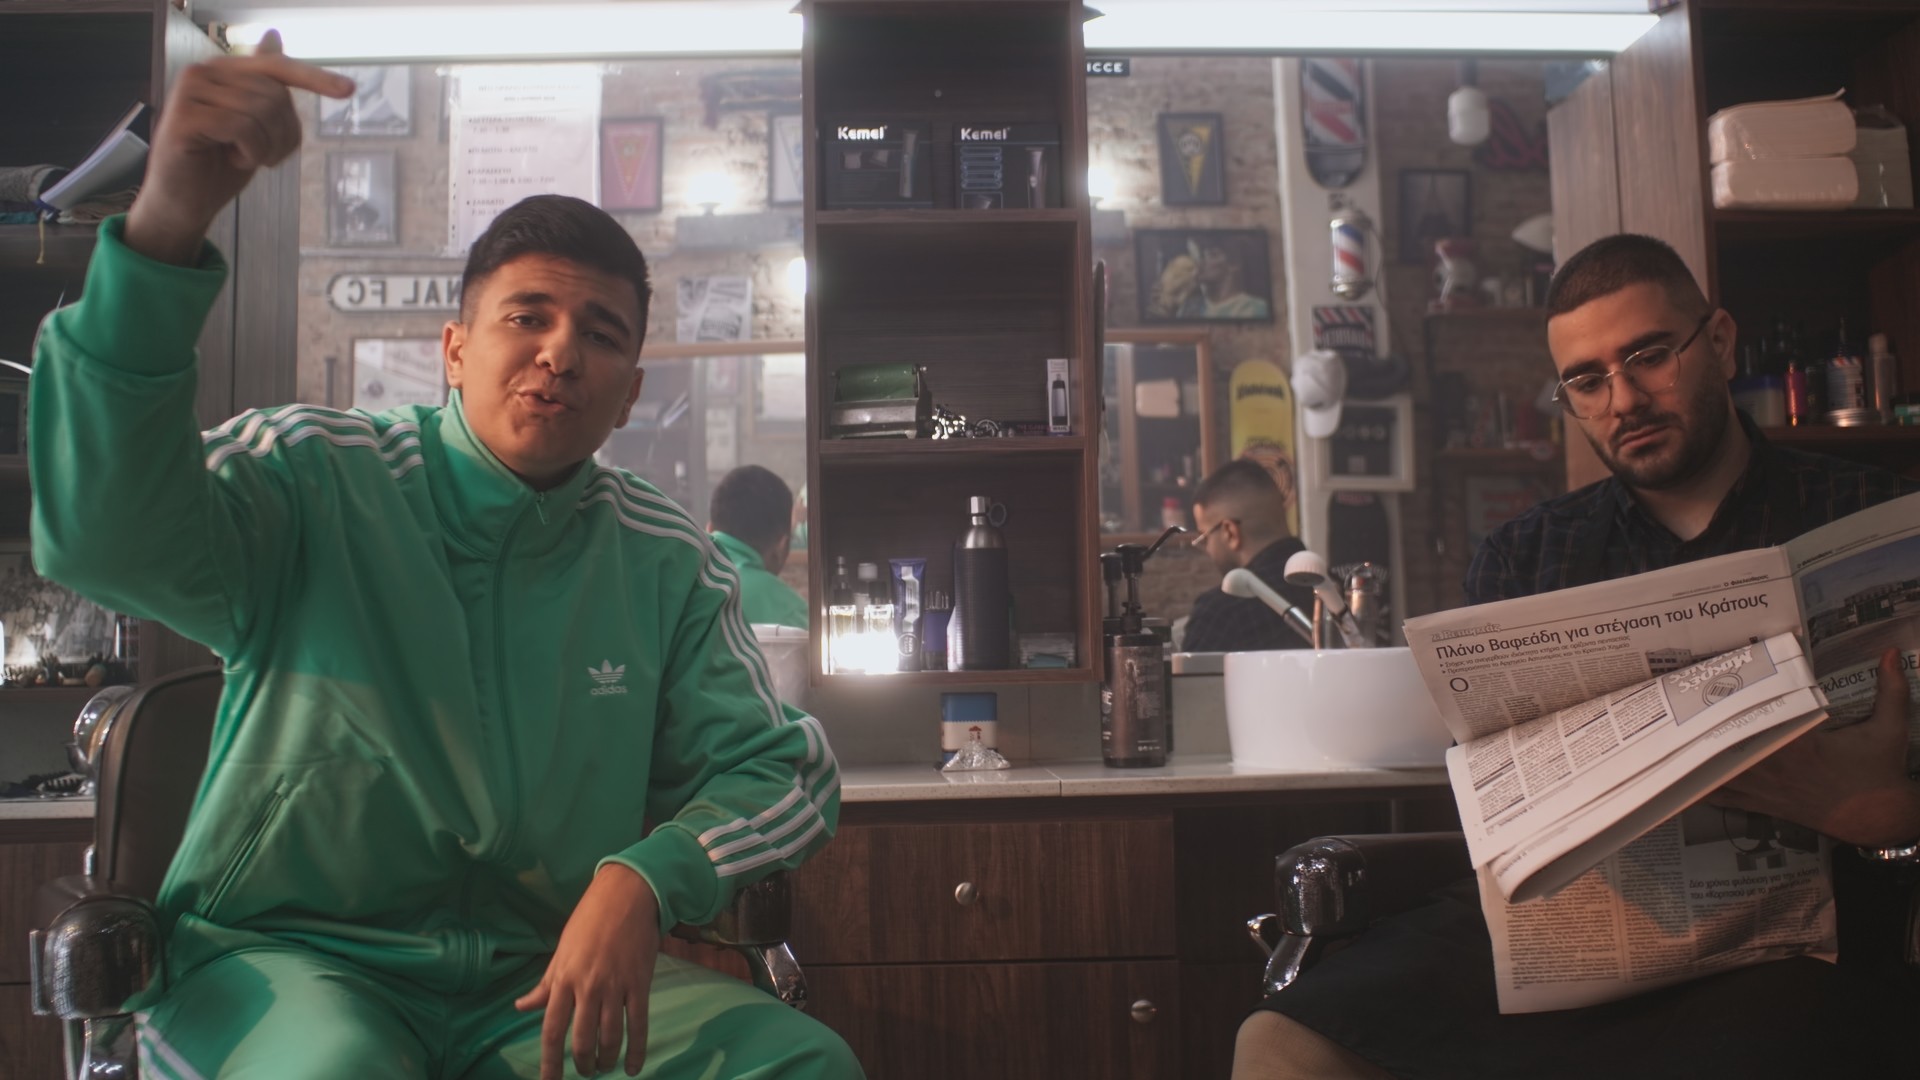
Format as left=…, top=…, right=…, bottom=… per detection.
left=1135, top=228, right=1274, bottom=323
left=326, top=150, right=398, bottom=247
left=769, top=111, right=805, bottom=206
left=601, top=117, right=665, bottom=213
left=0, top=542, right=121, bottom=677
left=1156, top=112, right=1226, bottom=206
left=1315, top=392, right=1416, bottom=492
left=1397, top=168, right=1472, bottom=264
left=351, top=338, right=446, bottom=411
left=318, top=65, right=412, bottom=136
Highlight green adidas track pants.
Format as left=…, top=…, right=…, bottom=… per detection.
left=135, top=949, right=861, bottom=1079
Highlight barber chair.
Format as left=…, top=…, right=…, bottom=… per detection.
left=1245, top=832, right=1473, bottom=997
left=30, top=666, right=806, bottom=1080
left=1246, top=831, right=1920, bottom=998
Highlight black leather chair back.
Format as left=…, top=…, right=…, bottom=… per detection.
left=92, top=667, right=222, bottom=901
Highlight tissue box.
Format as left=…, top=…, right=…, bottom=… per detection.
left=1708, top=92, right=1856, bottom=163
left=1711, top=157, right=1859, bottom=210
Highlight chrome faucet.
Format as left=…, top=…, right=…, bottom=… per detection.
left=1341, top=562, right=1390, bottom=648
left=1282, top=551, right=1382, bottom=650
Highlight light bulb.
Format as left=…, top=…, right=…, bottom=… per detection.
left=688, top=170, right=731, bottom=213
left=1448, top=85, right=1490, bottom=146
left=1087, top=164, right=1115, bottom=207
left=785, top=255, right=807, bottom=295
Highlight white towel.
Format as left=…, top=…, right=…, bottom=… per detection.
left=1708, top=91, right=1856, bottom=163
left=1711, top=157, right=1859, bottom=210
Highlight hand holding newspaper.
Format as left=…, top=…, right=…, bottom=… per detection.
left=1403, top=489, right=1920, bottom=1013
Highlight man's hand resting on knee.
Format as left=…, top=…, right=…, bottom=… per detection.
left=517, top=864, right=661, bottom=1079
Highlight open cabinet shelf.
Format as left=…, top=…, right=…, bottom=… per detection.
left=802, top=0, right=1097, bottom=685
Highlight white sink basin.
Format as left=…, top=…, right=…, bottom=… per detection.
left=1223, top=647, right=1449, bottom=769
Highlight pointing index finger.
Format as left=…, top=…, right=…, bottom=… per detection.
left=240, top=29, right=355, bottom=98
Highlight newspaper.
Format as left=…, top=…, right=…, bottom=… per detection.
left=1403, top=489, right=1920, bottom=1012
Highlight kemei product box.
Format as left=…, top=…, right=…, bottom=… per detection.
left=823, top=120, right=933, bottom=209
left=955, top=123, right=1061, bottom=209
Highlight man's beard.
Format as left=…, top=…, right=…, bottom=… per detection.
left=1585, top=382, right=1730, bottom=491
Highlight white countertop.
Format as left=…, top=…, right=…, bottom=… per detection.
left=0, top=797, right=94, bottom=821
left=0, top=762, right=1449, bottom=817
left=841, top=756, right=1448, bottom=802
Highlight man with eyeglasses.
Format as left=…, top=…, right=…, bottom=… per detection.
left=1232, top=234, right=1918, bottom=1080
left=1179, top=459, right=1317, bottom=653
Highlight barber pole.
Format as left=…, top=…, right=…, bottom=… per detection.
left=1330, top=206, right=1375, bottom=301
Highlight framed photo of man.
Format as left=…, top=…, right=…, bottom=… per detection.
left=1136, top=228, right=1274, bottom=323
left=327, top=150, right=398, bottom=247
left=1156, top=112, right=1227, bottom=206
left=318, top=65, right=412, bottom=136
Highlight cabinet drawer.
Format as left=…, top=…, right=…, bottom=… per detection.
left=792, top=817, right=1175, bottom=963
left=806, top=960, right=1180, bottom=1080
left=0, top=831, right=91, bottom=983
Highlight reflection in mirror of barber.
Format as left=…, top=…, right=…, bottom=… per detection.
left=327, top=273, right=465, bottom=313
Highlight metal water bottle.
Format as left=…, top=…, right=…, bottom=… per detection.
left=949, top=496, right=1010, bottom=670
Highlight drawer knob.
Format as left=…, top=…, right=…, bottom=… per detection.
left=1130, top=999, right=1157, bottom=1025
left=953, top=881, right=979, bottom=906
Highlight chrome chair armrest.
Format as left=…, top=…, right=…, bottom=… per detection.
left=31, top=875, right=163, bottom=1021
left=1248, top=833, right=1469, bottom=997
left=670, top=870, right=808, bottom=1009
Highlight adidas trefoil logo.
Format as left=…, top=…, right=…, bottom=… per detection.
left=589, top=659, right=629, bottom=696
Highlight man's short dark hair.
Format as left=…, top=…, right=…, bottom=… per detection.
left=1194, top=457, right=1279, bottom=509
left=710, top=466, right=794, bottom=551
left=1545, top=233, right=1709, bottom=321
left=460, top=195, right=653, bottom=343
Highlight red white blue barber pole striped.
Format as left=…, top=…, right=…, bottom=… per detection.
left=1330, top=207, right=1374, bottom=300
left=1301, top=58, right=1367, bottom=189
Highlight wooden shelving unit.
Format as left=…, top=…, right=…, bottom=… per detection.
left=801, top=0, right=1097, bottom=685
left=1550, top=0, right=1920, bottom=486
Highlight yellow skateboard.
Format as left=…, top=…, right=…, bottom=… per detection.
left=1228, top=358, right=1300, bottom=537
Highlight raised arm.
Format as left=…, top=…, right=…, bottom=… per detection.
left=30, top=35, right=354, bottom=656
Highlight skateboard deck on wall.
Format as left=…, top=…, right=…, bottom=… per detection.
left=1228, top=358, right=1300, bottom=537
left=1301, top=57, right=1367, bottom=189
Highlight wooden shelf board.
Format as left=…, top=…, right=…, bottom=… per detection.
left=0, top=225, right=97, bottom=274
left=1422, top=307, right=1549, bottom=323
left=813, top=667, right=1093, bottom=689
left=1712, top=209, right=1920, bottom=244
left=815, top=208, right=1080, bottom=229
left=1436, top=446, right=1562, bottom=466
left=0, top=1, right=156, bottom=13
left=1760, top=424, right=1920, bottom=445
left=819, top=435, right=1085, bottom=461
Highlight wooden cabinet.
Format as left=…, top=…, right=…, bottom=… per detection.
left=800, top=0, right=1100, bottom=687
left=775, top=790, right=1459, bottom=1080
left=1, top=819, right=91, bottom=1079
left=1549, top=0, right=1920, bottom=488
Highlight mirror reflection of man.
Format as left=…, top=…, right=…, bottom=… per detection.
left=1180, top=459, right=1316, bottom=652
left=1232, top=234, right=1920, bottom=1080
left=707, top=465, right=807, bottom=630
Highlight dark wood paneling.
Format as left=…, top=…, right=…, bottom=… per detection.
left=1180, top=962, right=1263, bottom=1080
left=791, top=818, right=1175, bottom=964
left=1610, top=7, right=1711, bottom=294
left=0, top=983, right=67, bottom=1080
left=0, top=835, right=90, bottom=982
left=1547, top=65, right=1620, bottom=267
left=806, top=960, right=1179, bottom=1080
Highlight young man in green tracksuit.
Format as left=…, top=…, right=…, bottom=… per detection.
left=30, top=36, right=857, bottom=1080
left=707, top=465, right=809, bottom=631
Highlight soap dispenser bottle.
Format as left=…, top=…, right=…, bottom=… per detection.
left=948, top=496, right=1010, bottom=670
left=1101, top=526, right=1185, bottom=768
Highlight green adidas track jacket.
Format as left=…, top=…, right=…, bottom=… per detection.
left=30, top=220, right=839, bottom=995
